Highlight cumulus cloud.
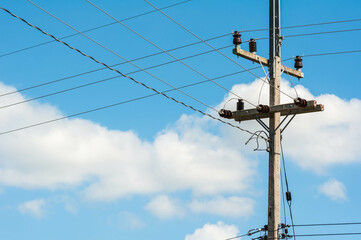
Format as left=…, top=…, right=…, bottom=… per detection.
left=1, top=77, right=360, bottom=202
left=318, top=178, right=347, bottom=201
left=18, top=199, right=46, bottom=218
left=0, top=82, right=256, bottom=201
left=189, top=196, right=255, bottom=218
left=145, top=195, right=184, bottom=219
left=118, top=211, right=145, bottom=229
left=185, top=221, right=239, bottom=240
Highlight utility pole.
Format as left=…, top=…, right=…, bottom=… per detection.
left=219, top=0, right=324, bottom=239
left=268, top=0, right=281, bottom=239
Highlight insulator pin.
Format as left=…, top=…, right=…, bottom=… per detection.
left=249, top=39, right=257, bottom=53
left=237, top=99, right=244, bottom=111
left=233, top=31, right=242, bottom=46
left=256, top=104, right=270, bottom=113
left=286, top=191, right=292, bottom=202
left=294, top=97, right=307, bottom=107
left=294, top=56, right=303, bottom=70
left=219, top=109, right=233, bottom=119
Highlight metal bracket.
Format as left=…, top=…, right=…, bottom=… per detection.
left=256, top=117, right=269, bottom=132
left=269, top=114, right=297, bottom=136
left=281, top=114, right=296, bottom=133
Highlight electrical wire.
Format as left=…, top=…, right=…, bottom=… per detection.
left=280, top=58, right=298, bottom=98
left=2, top=9, right=361, bottom=59
left=254, top=28, right=361, bottom=42
left=4, top=45, right=359, bottom=103
left=280, top=140, right=296, bottom=240
left=0, top=0, right=192, bottom=58
left=144, top=0, right=297, bottom=102
left=293, top=222, right=361, bottom=227
left=302, top=49, right=361, bottom=58
left=280, top=161, right=287, bottom=227
left=0, top=47, right=256, bottom=112
left=26, top=0, right=218, bottom=112
left=85, top=0, right=256, bottom=108
left=293, top=232, right=361, bottom=237
left=0, top=6, right=261, bottom=137
left=224, top=233, right=249, bottom=240
left=0, top=39, right=233, bottom=98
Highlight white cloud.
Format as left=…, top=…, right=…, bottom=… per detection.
left=1, top=77, right=360, bottom=202
left=189, top=196, right=255, bottom=218
left=119, top=211, right=145, bottom=229
left=185, top=221, right=239, bottom=240
left=318, top=178, right=347, bottom=201
left=0, top=82, right=256, bottom=201
left=145, top=195, right=184, bottom=219
left=18, top=199, right=46, bottom=218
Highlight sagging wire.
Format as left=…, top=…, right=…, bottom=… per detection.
left=222, top=98, right=239, bottom=109
left=257, top=57, right=270, bottom=105
left=0, top=6, right=260, bottom=137
left=245, top=130, right=269, bottom=151
left=281, top=139, right=296, bottom=240
left=85, top=0, right=257, bottom=108
left=280, top=58, right=299, bottom=98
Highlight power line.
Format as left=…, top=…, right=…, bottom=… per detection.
left=0, top=0, right=191, bottom=58
left=284, top=28, right=361, bottom=38
left=0, top=6, right=259, bottom=137
left=2, top=46, right=360, bottom=101
left=0, top=66, right=264, bottom=136
left=281, top=140, right=296, bottom=240
left=0, top=46, right=252, bottom=112
left=0, top=39, right=233, bottom=98
left=293, top=222, right=361, bottom=227
left=294, top=232, right=361, bottom=237
left=27, top=0, right=219, bottom=112
left=2, top=10, right=361, bottom=59
left=302, top=49, right=361, bottom=58
left=144, top=0, right=296, bottom=102
left=84, top=0, right=255, bottom=107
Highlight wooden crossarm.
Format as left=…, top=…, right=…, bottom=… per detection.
left=230, top=100, right=324, bottom=121
left=232, top=47, right=304, bottom=79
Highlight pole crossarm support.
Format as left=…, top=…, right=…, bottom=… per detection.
left=229, top=100, right=323, bottom=121
left=232, top=47, right=304, bottom=79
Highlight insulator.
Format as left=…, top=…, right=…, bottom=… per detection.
left=294, top=97, right=307, bottom=107
left=257, top=104, right=270, bottom=113
left=233, top=31, right=242, bottom=46
left=281, top=233, right=286, bottom=239
left=249, top=39, right=257, bottom=53
left=285, top=229, right=289, bottom=234
left=294, top=56, right=303, bottom=70
left=237, top=99, right=244, bottom=111
left=218, top=109, right=233, bottom=119
left=286, top=191, right=292, bottom=202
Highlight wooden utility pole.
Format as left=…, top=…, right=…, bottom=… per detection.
left=219, top=0, right=324, bottom=239
left=268, top=0, right=281, bottom=239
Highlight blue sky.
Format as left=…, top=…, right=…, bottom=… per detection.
left=0, top=0, right=361, bottom=240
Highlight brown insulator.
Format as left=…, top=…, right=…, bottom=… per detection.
left=249, top=39, right=257, bottom=53
left=233, top=31, right=242, bottom=46
left=236, top=99, right=244, bottom=111
left=256, top=104, right=270, bottom=113
left=294, top=97, right=307, bottom=107
left=218, top=109, right=233, bottom=118
left=294, top=56, right=303, bottom=70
